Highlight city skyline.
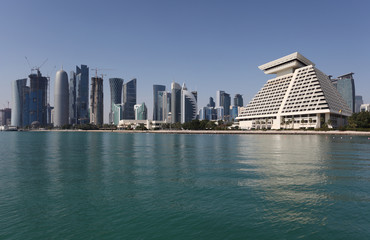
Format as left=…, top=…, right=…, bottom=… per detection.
left=1, top=1, right=370, bottom=123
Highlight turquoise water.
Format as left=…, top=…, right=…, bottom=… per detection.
left=0, top=132, right=370, bottom=239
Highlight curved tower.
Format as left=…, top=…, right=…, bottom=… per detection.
left=109, top=78, right=123, bottom=123
left=11, top=78, right=27, bottom=127
left=181, top=83, right=198, bottom=123
left=54, top=69, right=69, bottom=127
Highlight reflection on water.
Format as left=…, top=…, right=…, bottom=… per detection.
left=1, top=132, right=370, bottom=239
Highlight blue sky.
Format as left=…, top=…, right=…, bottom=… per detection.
left=1, top=0, right=369, bottom=122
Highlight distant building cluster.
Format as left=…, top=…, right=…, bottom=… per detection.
left=150, top=82, right=197, bottom=124
left=2, top=53, right=369, bottom=130
left=9, top=64, right=139, bottom=128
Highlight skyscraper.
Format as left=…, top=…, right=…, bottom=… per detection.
left=158, top=91, right=171, bottom=122
left=28, top=70, right=48, bottom=126
left=153, top=85, right=166, bottom=120
left=181, top=83, right=197, bottom=123
left=122, top=78, right=137, bottom=120
left=216, top=90, right=224, bottom=107
left=0, top=108, right=11, bottom=126
left=11, top=78, right=27, bottom=127
left=22, top=85, right=30, bottom=127
left=216, top=90, right=231, bottom=118
left=234, top=94, right=244, bottom=107
left=90, top=77, right=104, bottom=125
left=207, top=97, right=215, bottom=108
left=134, top=103, right=148, bottom=120
left=54, top=69, right=69, bottom=127
left=76, top=65, right=89, bottom=124
left=171, top=82, right=181, bottom=123
left=355, top=95, right=363, bottom=113
left=331, top=73, right=355, bottom=113
left=157, top=90, right=166, bottom=121
left=109, top=78, right=123, bottom=123
left=112, top=104, right=123, bottom=125
left=69, top=71, right=77, bottom=124
left=223, top=93, right=231, bottom=116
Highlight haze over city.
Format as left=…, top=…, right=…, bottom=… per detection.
left=1, top=0, right=369, bottom=123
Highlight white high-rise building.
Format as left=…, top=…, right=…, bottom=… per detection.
left=54, top=69, right=69, bottom=127
left=237, top=52, right=352, bottom=130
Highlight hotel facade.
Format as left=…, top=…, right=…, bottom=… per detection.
left=236, top=52, right=351, bottom=130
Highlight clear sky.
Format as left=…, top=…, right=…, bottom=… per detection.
left=1, top=0, right=369, bottom=122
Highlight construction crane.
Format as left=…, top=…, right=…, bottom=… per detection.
left=90, top=68, right=113, bottom=78
left=25, top=57, right=48, bottom=73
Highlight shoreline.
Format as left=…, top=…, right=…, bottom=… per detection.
left=23, top=129, right=370, bottom=136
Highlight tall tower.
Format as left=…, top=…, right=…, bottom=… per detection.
left=69, top=71, right=77, bottom=124
left=122, top=78, right=137, bottom=120
left=76, top=65, right=89, bottom=124
left=11, top=78, right=27, bottom=127
left=90, top=77, right=104, bottom=125
left=208, top=97, right=215, bottom=108
left=234, top=94, right=244, bottom=107
left=54, top=69, right=69, bottom=127
left=153, top=84, right=166, bottom=120
left=332, top=73, right=355, bottom=113
left=216, top=90, right=224, bottom=107
left=355, top=95, right=363, bottom=113
left=109, top=78, right=123, bottom=123
left=171, top=82, right=181, bottom=123
left=28, top=70, right=48, bottom=126
left=181, top=83, right=197, bottom=123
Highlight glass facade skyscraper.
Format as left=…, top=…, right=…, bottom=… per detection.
left=11, top=78, right=27, bottom=127
left=28, top=70, right=48, bottom=126
left=112, top=103, right=123, bottom=125
left=134, top=103, right=147, bottom=120
left=234, top=94, right=244, bottom=107
left=153, top=84, right=166, bottom=121
left=76, top=65, right=89, bottom=124
left=122, top=78, right=137, bottom=120
left=69, top=71, right=77, bottom=124
left=171, top=82, right=181, bottom=123
left=109, top=78, right=123, bottom=123
left=216, top=90, right=231, bottom=119
left=355, top=95, right=363, bottom=113
left=331, top=73, right=355, bottom=113
left=181, top=83, right=197, bottom=123
left=207, top=97, right=215, bottom=108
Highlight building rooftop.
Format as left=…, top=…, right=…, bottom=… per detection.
left=258, top=52, right=315, bottom=76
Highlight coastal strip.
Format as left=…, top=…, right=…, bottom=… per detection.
left=29, top=129, right=370, bottom=136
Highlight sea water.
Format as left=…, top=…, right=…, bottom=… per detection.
left=0, top=132, right=369, bottom=239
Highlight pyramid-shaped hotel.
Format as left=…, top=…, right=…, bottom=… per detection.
left=237, top=52, right=352, bottom=130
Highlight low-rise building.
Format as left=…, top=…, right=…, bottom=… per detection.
left=360, top=104, right=370, bottom=112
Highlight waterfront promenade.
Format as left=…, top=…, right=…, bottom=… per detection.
left=32, top=129, right=370, bottom=136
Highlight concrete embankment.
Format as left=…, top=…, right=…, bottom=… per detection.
left=32, top=129, right=370, bottom=136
